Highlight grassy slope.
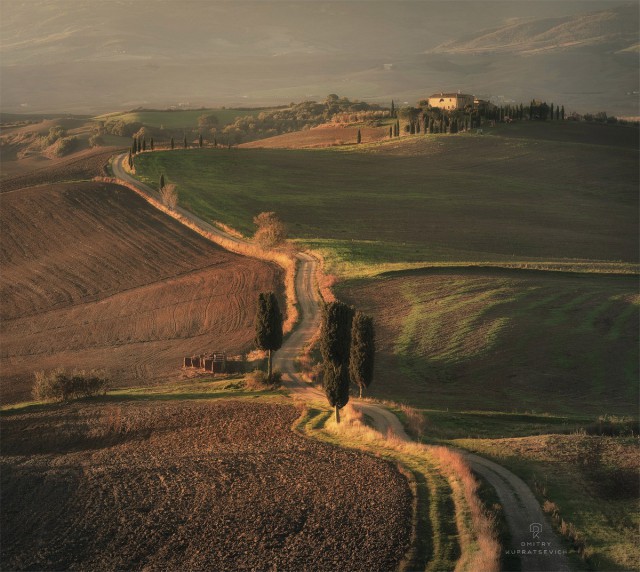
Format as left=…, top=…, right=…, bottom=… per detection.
left=134, top=122, right=638, bottom=277
left=454, top=434, right=639, bottom=571
left=337, top=269, right=639, bottom=416
left=95, top=108, right=265, bottom=130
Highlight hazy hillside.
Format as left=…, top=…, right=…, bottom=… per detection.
left=432, top=4, right=638, bottom=54
left=1, top=1, right=637, bottom=115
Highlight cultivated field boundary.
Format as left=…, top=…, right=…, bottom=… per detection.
left=102, top=153, right=299, bottom=332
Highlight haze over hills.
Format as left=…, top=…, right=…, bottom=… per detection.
left=0, top=0, right=637, bottom=115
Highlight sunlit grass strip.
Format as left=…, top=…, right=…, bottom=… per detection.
left=295, top=403, right=500, bottom=572
left=95, top=175, right=299, bottom=333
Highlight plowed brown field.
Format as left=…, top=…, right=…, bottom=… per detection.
left=1, top=401, right=411, bottom=571
left=0, top=182, right=281, bottom=403
left=240, top=123, right=390, bottom=149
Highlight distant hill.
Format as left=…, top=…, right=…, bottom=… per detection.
left=431, top=4, right=638, bottom=55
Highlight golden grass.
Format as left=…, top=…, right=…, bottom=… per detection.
left=322, top=403, right=500, bottom=572
left=95, top=175, right=298, bottom=333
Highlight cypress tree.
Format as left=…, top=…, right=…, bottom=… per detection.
left=183, top=135, right=188, bottom=149
left=410, top=122, right=415, bottom=135
left=556, top=107, right=560, bottom=121
left=170, top=136, right=175, bottom=150
left=357, top=129, right=361, bottom=144
left=391, top=99, right=395, bottom=118
left=128, top=150, right=133, bottom=168
left=142, top=137, right=146, bottom=151
left=214, top=136, right=217, bottom=147
left=131, top=140, right=136, bottom=155
left=199, top=133, right=203, bottom=148
left=389, top=126, right=393, bottom=138
left=137, top=138, right=141, bottom=153
left=396, top=119, right=400, bottom=136
left=150, top=137, right=154, bottom=151
left=254, top=292, right=283, bottom=380
left=550, top=103, right=554, bottom=121
left=320, top=301, right=354, bottom=422
left=561, top=105, right=565, bottom=121
left=349, top=312, right=375, bottom=398
left=159, top=174, right=165, bottom=190
left=416, top=120, right=421, bottom=134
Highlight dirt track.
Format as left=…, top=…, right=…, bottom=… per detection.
left=1, top=401, right=412, bottom=571
left=0, top=181, right=281, bottom=403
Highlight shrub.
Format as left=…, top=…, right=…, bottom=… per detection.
left=253, top=211, right=287, bottom=247
left=33, top=369, right=109, bottom=402
left=160, top=183, right=178, bottom=210
left=245, top=369, right=282, bottom=389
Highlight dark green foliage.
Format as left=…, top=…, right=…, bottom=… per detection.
left=320, top=301, right=354, bottom=367
left=170, top=136, right=175, bottom=150
left=389, top=126, right=393, bottom=138
left=357, top=129, right=361, bottom=144
left=199, top=133, right=203, bottom=148
left=183, top=135, right=188, bottom=149
left=391, top=99, right=395, bottom=118
left=137, top=138, right=142, bottom=153
left=320, top=301, right=354, bottom=419
left=131, top=140, right=136, bottom=155
left=142, top=137, right=146, bottom=151
left=150, top=137, right=154, bottom=150
left=214, top=136, right=217, bottom=147
left=561, top=105, right=565, bottom=121
left=128, top=150, right=133, bottom=168
left=254, top=292, right=283, bottom=378
left=550, top=103, right=554, bottom=120
left=323, top=361, right=350, bottom=411
left=349, top=312, right=375, bottom=398
left=159, top=174, right=165, bottom=190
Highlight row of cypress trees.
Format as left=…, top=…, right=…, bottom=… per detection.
left=320, top=301, right=375, bottom=423
left=254, top=294, right=375, bottom=423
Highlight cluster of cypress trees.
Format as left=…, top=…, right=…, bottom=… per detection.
left=320, top=301, right=375, bottom=423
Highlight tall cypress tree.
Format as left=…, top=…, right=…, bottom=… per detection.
left=183, top=135, right=188, bottom=149
left=199, top=133, right=203, bottom=148
left=389, top=126, right=393, bottom=138
left=254, top=292, right=283, bottom=380
left=391, top=99, right=395, bottom=118
left=561, top=105, right=565, bottom=121
left=170, top=136, right=175, bottom=150
left=131, top=140, right=136, bottom=155
left=349, top=312, right=375, bottom=398
left=142, top=137, right=146, bottom=151
left=356, top=129, right=361, bottom=144
left=550, top=103, right=554, bottom=121
left=150, top=137, right=154, bottom=151
left=159, top=174, right=165, bottom=190
left=128, top=150, right=133, bottom=168
left=320, top=301, right=354, bottom=422
left=136, top=138, right=141, bottom=153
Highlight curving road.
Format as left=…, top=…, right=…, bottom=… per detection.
left=111, top=150, right=571, bottom=572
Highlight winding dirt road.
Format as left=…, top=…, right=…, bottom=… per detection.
left=112, top=151, right=571, bottom=572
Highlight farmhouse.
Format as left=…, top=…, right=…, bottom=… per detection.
left=428, top=92, right=474, bottom=110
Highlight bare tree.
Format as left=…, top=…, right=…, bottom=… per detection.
left=160, top=183, right=178, bottom=210
left=253, top=211, right=287, bottom=248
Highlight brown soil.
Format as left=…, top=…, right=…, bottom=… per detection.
left=1, top=147, right=117, bottom=192
left=240, top=123, right=391, bottom=149
left=0, top=182, right=281, bottom=404
left=1, top=400, right=412, bottom=571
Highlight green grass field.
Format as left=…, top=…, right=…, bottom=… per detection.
left=338, top=268, right=638, bottom=416
left=95, top=108, right=266, bottom=130
left=134, top=123, right=638, bottom=278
